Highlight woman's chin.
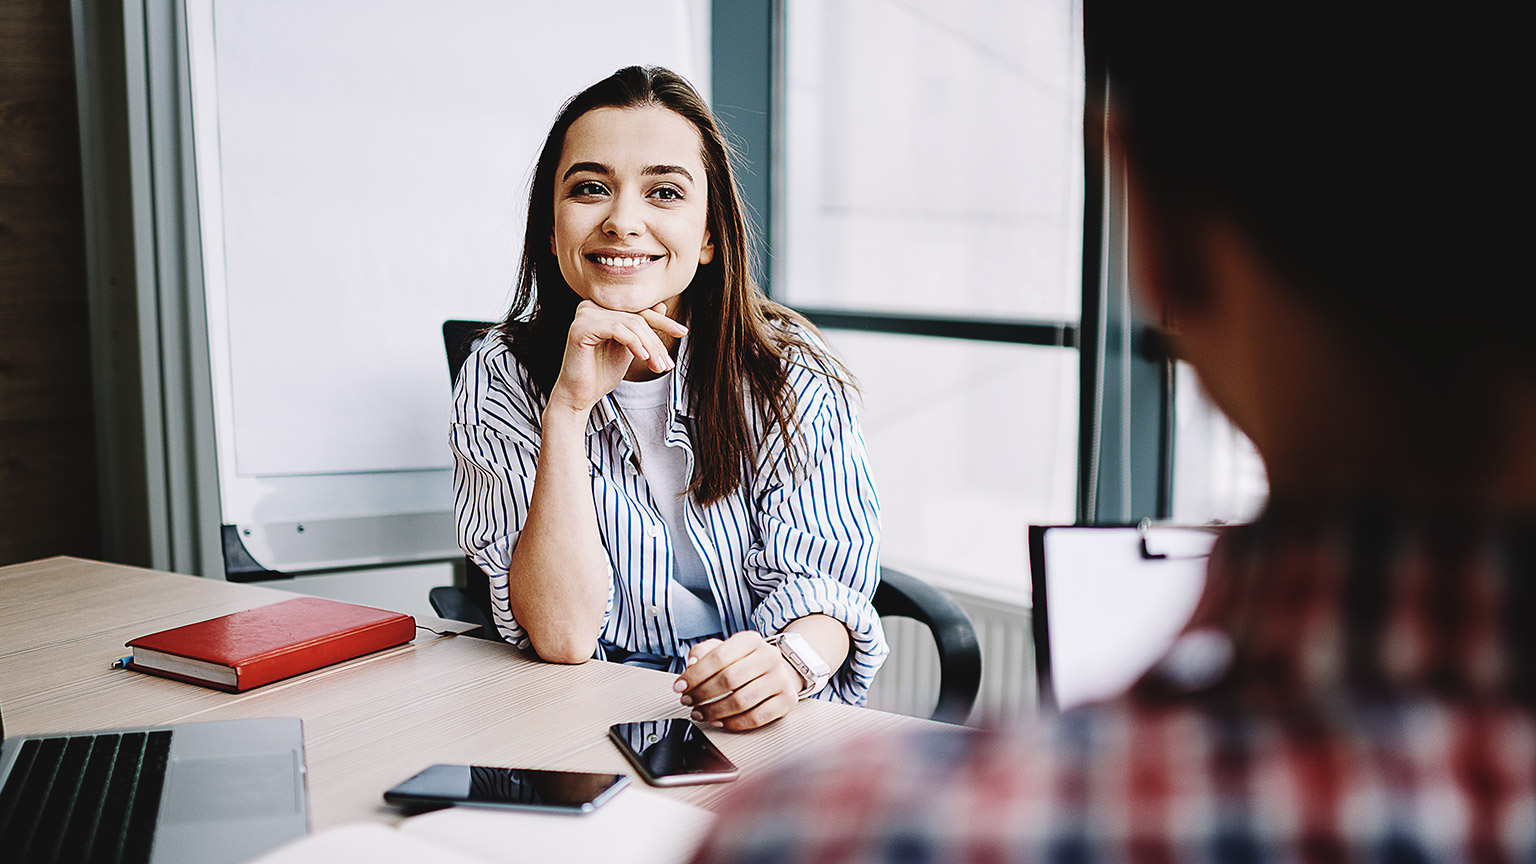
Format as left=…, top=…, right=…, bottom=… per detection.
left=584, top=289, right=683, bottom=317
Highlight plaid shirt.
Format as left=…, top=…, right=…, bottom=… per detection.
left=691, top=505, right=1536, bottom=863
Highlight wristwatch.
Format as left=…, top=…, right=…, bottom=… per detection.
left=765, top=631, right=832, bottom=699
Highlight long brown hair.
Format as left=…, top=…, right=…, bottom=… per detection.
left=499, top=65, right=849, bottom=506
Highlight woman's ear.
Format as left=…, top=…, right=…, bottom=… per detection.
left=698, top=229, right=715, bottom=266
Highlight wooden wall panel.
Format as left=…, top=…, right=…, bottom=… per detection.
left=0, top=0, right=102, bottom=564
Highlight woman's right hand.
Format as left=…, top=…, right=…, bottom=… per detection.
left=549, top=300, right=688, bottom=415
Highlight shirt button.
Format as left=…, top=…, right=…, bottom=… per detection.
left=644, top=524, right=661, bottom=538
left=647, top=605, right=662, bottom=617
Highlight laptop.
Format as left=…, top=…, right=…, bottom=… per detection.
left=1028, top=523, right=1221, bottom=713
left=0, top=705, right=308, bottom=864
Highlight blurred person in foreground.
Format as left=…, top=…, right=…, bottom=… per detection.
left=690, top=2, right=1533, bottom=861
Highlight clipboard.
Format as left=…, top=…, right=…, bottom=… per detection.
left=1029, top=522, right=1224, bottom=713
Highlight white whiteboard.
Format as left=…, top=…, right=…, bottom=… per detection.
left=187, top=0, right=710, bottom=568
left=1032, top=525, right=1219, bottom=712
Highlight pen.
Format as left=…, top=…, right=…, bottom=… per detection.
left=112, top=656, right=132, bottom=669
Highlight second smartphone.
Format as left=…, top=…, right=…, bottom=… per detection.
left=383, top=765, right=629, bottom=813
left=608, top=718, right=740, bottom=786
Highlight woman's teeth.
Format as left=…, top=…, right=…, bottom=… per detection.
left=597, top=255, right=649, bottom=269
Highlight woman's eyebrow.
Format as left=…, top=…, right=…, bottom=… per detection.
left=643, top=165, right=694, bottom=182
left=562, top=161, right=612, bottom=181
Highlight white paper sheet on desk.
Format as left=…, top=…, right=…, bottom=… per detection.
left=250, top=786, right=717, bottom=864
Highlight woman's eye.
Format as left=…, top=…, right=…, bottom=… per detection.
left=650, top=186, right=683, bottom=201
left=572, top=181, right=607, bottom=197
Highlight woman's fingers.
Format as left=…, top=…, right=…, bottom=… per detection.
left=676, top=632, right=761, bottom=697
left=620, top=317, right=674, bottom=373
left=674, top=632, right=801, bottom=730
left=639, top=302, right=689, bottom=339
left=553, top=301, right=686, bottom=408
left=571, top=304, right=649, bottom=356
left=693, top=674, right=798, bottom=731
left=571, top=301, right=680, bottom=369
left=680, top=638, right=725, bottom=674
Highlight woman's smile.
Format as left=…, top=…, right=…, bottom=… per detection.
left=586, top=250, right=663, bottom=275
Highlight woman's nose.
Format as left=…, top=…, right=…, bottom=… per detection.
left=602, top=191, right=644, bottom=238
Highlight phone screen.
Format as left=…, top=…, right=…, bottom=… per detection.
left=608, top=718, right=739, bottom=786
left=383, top=765, right=628, bottom=813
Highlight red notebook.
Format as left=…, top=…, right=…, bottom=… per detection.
left=126, top=596, right=416, bottom=692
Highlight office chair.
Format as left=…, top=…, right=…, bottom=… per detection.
left=432, top=319, right=983, bottom=724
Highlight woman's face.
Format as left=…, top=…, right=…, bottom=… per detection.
left=552, top=105, right=715, bottom=317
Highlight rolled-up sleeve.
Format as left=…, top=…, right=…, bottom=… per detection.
left=745, top=356, right=887, bottom=704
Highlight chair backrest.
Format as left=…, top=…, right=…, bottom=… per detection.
left=440, top=319, right=498, bottom=635
left=871, top=566, right=981, bottom=724
left=443, top=319, right=495, bottom=389
left=435, top=318, right=982, bottom=723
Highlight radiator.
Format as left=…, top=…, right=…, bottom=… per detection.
left=865, top=591, right=1036, bottom=724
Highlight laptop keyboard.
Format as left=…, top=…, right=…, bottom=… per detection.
left=0, top=730, right=173, bottom=864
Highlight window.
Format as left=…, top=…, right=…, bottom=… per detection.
left=778, top=0, right=1084, bottom=599
left=781, top=0, right=1083, bottom=323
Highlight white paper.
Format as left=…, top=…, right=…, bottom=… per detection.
left=249, top=787, right=716, bottom=864
left=249, top=823, right=484, bottom=864
left=401, top=786, right=716, bottom=864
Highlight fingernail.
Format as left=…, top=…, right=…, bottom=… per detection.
left=710, top=721, right=724, bottom=728
left=680, top=695, right=693, bottom=706
left=692, top=711, right=704, bottom=721
left=673, top=679, right=687, bottom=692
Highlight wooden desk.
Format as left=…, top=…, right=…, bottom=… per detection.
left=0, top=557, right=940, bottom=828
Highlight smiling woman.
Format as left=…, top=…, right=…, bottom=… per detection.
left=449, top=66, right=888, bottom=732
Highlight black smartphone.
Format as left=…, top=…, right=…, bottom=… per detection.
left=383, top=765, right=628, bottom=814
left=608, top=718, right=740, bottom=787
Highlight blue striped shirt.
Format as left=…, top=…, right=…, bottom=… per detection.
left=450, top=328, right=887, bottom=705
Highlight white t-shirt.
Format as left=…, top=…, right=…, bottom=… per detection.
left=611, top=373, right=722, bottom=638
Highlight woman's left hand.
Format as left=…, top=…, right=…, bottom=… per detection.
left=673, top=631, right=802, bottom=731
